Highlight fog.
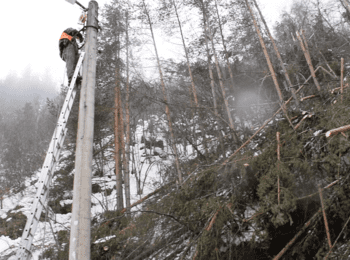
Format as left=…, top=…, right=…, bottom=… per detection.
left=0, top=65, right=59, bottom=111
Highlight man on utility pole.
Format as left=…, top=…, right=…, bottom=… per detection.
left=68, top=1, right=99, bottom=260
left=59, top=28, right=84, bottom=85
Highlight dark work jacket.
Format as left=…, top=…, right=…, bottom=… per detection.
left=59, top=28, right=83, bottom=59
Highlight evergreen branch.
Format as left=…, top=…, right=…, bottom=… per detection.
left=296, top=179, right=340, bottom=201
left=120, top=181, right=175, bottom=214
left=137, top=210, right=186, bottom=227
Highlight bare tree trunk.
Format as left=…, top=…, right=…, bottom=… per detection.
left=172, top=0, right=198, bottom=106
left=296, top=30, right=321, bottom=92
left=124, top=10, right=131, bottom=209
left=201, top=2, right=235, bottom=132
left=115, top=74, right=124, bottom=210
left=142, top=0, right=182, bottom=183
left=115, top=32, right=124, bottom=211
left=203, top=23, right=218, bottom=117
left=213, top=0, right=235, bottom=92
left=119, top=89, right=128, bottom=206
left=200, top=1, right=226, bottom=156
left=172, top=0, right=209, bottom=156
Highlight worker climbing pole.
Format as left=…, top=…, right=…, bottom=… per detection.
left=68, top=1, right=99, bottom=260
left=59, top=27, right=84, bottom=85
left=15, top=1, right=98, bottom=259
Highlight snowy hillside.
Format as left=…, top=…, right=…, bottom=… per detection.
left=0, top=115, right=196, bottom=260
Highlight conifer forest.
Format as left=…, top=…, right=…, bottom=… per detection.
left=3, top=0, right=350, bottom=259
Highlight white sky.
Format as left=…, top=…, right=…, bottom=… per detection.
left=0, top=0, right=291, bottom=91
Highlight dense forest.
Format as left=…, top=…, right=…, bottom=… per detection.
left=2, top=0, right=350, bottom=259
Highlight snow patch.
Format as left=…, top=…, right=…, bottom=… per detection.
left=60, top=199, right=73, bottom=207
left=94, top=235, right=116, bottom=244
left=313, top=130, right=323, bottom=136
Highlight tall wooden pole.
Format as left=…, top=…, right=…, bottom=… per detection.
left=69, top=1, right=98, bottom=259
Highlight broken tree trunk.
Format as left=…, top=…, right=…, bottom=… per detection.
left=326, top=124, right=350, bottom=137
left=245, top=0, right=293, bottom=128
left=319, top=185, right=332, bottom=249
left=252, top=0, right=299, bottom=107
left=296, top=30, right=321, bottom=91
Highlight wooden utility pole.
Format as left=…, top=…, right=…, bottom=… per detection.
left=69, top=1, right=98, bottom=259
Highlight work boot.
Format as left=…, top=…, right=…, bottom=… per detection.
left=68, top=78, right=72, bottom=86
left=68, top=76, right=82, bottom=87
left=76, top=76, right=82, bottom=85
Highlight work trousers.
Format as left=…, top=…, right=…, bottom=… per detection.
left=62, top=43, right=79, bottom=83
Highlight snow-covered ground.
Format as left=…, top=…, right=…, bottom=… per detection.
left=0, top=116, right=201, bottom=259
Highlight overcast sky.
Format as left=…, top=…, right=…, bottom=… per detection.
left=0, top=0, right=291, bottom=92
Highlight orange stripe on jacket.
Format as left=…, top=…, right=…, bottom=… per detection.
left=59, top=32, right=73, bottom=41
